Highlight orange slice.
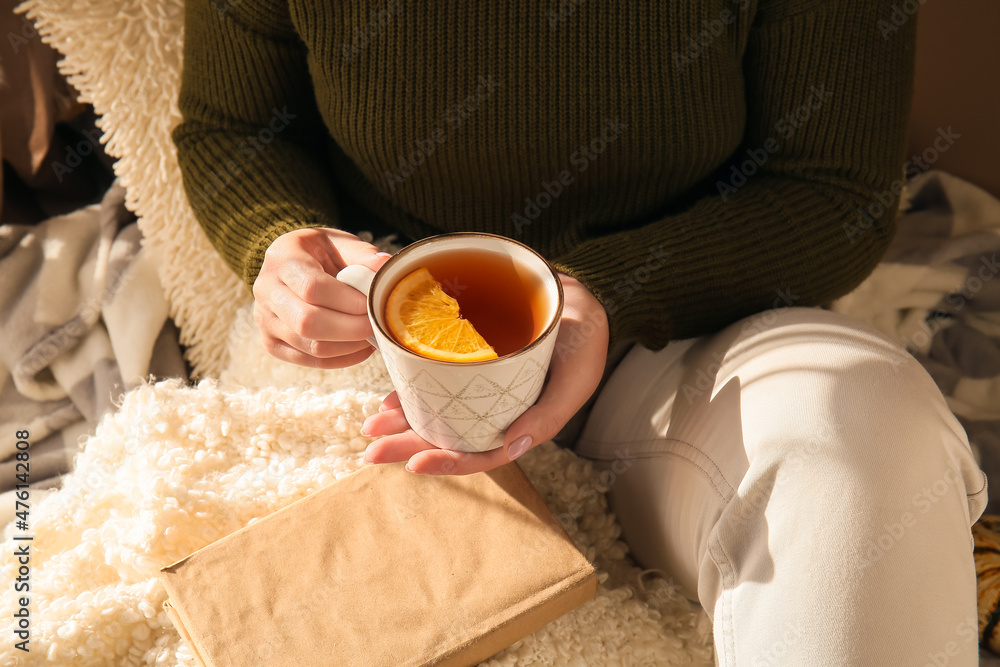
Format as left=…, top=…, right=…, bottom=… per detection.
left=384, top=268, right=498, bottom=362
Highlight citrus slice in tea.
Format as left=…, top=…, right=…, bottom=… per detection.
left=384, top=268, right=499, bottom=362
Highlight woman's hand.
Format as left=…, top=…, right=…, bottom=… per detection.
left=362, top=273, right=610, bottom=474
left=253, top=227, right=392, bottom=368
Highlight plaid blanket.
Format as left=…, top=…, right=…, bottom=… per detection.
left=0, top=181, right=187, bottom=525
left=833, top=170, right=1000, bottom=511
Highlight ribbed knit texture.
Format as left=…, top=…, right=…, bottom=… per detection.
left=174, top=0, right=916, bottom=349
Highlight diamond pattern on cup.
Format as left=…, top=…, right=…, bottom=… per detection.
left=483, top=392, right=527, bottom=418
left=413, top=415, right=462, bottom=441
left=510, top=361, right=543, bottom=388
left=408, top=370, right=453, bottom=397
left=459, top=421, right=504, bottom=444
left=433, top=399, right=481, bottom=424
left=456, top=376, right=502, bottom=399
left=392, top=357, right=547, bottom=450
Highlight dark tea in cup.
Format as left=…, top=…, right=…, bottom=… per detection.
left=395, top=248, right=548, bottom=358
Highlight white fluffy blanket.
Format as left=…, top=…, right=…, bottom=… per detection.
left=0, top=307, right=713, bottom=665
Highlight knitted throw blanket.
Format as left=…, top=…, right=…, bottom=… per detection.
left=0, top=306, right=713, bottom=665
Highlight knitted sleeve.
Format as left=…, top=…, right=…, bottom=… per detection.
left=550, top=0, right=916, bottom=348
left=173, top=0, right=338, bottom=288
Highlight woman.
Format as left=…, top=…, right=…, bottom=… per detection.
left=174, top=1, right=987, bottom=663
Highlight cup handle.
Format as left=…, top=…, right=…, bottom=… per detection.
left=336, top=264, right=379, bottom=349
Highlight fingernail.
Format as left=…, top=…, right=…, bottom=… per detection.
left=508, top=435, right=532, bottom=461
left=360, top=417, right=373, bottom=437
left=375, top=252, right=393, bottom=258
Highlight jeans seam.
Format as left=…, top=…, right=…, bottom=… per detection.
left=708, top=531, right=737, bottom=666
left=577, top=436, right=735, bottom=503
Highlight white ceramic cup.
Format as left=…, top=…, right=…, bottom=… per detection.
left=337, top=233, right=564, bottom=453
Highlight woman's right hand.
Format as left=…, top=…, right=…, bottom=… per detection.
left=252, top=227, right=392, bottom=368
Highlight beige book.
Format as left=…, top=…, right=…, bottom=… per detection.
left=159, top=461, right=597, bottom=666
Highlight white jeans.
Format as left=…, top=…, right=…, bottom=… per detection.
left=574, top=308, right=988, bottom=666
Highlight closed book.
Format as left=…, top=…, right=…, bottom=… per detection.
left=159, top=461, right=597, bottom=666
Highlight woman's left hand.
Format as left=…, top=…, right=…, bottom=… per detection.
left=361, top=273, right=610, bottom=474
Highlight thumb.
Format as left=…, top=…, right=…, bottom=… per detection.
left=500, top=289, right=609, bottom=462
left=359, top=249, right=394, bottom=273
left=319, top=228, right=393, bottom=273
left=502, top=392, right=578, bottom=462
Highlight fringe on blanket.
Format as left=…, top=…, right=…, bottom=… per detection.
left=17, top=0, right=245, bottom=378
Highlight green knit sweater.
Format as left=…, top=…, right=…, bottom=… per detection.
left=173, top=0, right=915, bottom=349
